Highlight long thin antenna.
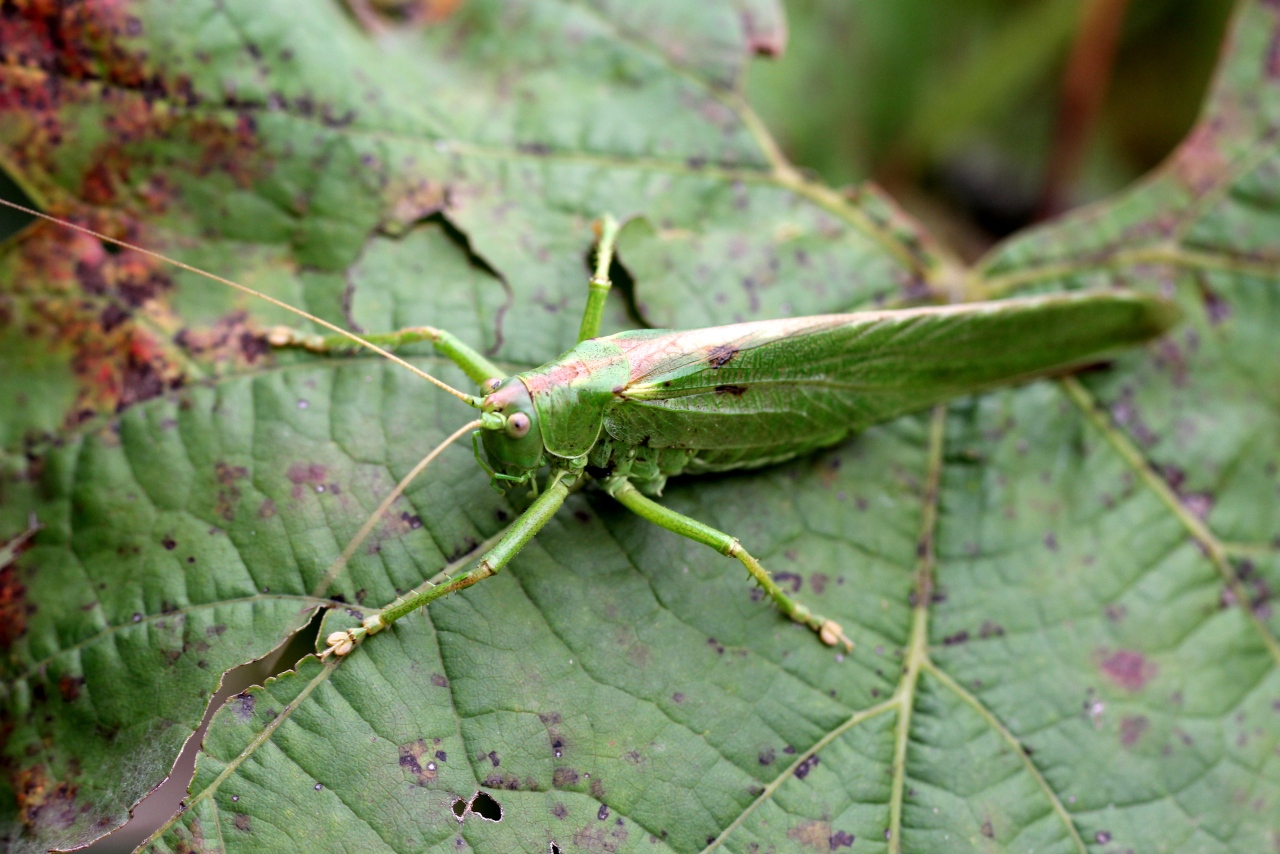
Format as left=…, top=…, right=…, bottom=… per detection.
left=0, top=198, right=479, bottom=406
left=310, top=418, right=483, bottom=597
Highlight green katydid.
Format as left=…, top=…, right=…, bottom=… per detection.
left=0, top=201, right=1180, bottom=656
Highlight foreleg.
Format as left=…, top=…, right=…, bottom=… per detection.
left=268, top=325, right=502, bottom=386
left=324, top=472, right=573, bottom=656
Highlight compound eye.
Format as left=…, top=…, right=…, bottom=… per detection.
left=506, top=412, right=531, bottom=439
left=482, top=377, right=502, bottom=394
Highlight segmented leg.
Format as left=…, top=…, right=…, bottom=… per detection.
left=324, top=472, right=574, bottom=656
left=268, top=325, right=503, bottom=385
left=604, top=476, right=853, bottom=651
left=576, top=215, right=620, bottom=342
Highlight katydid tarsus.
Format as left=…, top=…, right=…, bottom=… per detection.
left=0, top=199, right=1181, bottom=656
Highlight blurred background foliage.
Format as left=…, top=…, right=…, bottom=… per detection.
left=748, top=0, right=1233, bottom=259
left=0, top=0, right=1234, bottom=264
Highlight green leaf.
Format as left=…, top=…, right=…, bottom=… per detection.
left=1, top=2, right=1276, bottom=853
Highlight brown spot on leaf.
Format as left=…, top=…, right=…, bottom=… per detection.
left=0, top=559, right=30, bottom=649
left=740, top=3, right=785, bottom=56
left=57, top=675, right=85, bottom=702
left=15, top=766, right=79, bottom=833
left=552, top=767, right=579, bottom=787
left=398, top=738, right=438, bottom=786
left=572, top=826, right=614, bottom=854
left=1098, top=649, right=1157, bottom=691
left=1172, top=122, right=1231, bottom=194
left=787, top=819, right=833, bottom=851
left=1119, top=715, right=1150, bottom=747
left=706, top=344, right=737, bottom=368
left=714, top=383, right=747, bottom=397
left=214, top=462, right=249, bottom=522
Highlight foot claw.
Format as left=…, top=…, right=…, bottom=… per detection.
left=819, top=619, right=853, bottom=653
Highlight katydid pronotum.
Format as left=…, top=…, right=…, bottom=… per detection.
left=1, top=200, right=1180, bottom=656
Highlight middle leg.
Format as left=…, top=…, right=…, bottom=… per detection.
left=603, top=476, right=853, bottom=651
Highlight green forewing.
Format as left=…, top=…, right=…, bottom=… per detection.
left=603, top=291, right=1179, bottom=470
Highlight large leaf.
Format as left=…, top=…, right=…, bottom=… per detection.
left=0, top=1, right=1276, bottom=853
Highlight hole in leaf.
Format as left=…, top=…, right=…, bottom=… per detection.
left=551, top=844, right=562, bottom=854
left=469, top=791, right=502, bottom=821
left=452, top=798, right=468, bottom=819
left=79, top=609, right=324, bottom=852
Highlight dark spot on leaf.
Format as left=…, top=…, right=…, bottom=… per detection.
left=830, top=830, right=855, bottom=848
left=981, top=820, right=994, bottom=838
left=943, top=630, right=969, bottom=646
left=403, top=513, right=424, bottom=530
left=232, top=692, right=254, bottom=721
left=552, top=803, right=568, bottom=819
left=431, top=673, right=449, bottom=688
left=671, top=692, right=684, bottom=703
left=758, top=748, right=775, bottom=766
left=99, top=302, right=129, bottom=332
left=597, top=805, right=609, bottom=821
left=714, top=384, right=747, bottom=397
left=489, top=751, right=500, bottom=766
left=782, top=745, right=796, bottom=755
left=810, top=573, right=828, bottom=595
left=1043, top=532, right=1058, bottom=551
left=234, top=813, right=250, bottom=832
left=774, top=572, right=802, bottom=593
left=793, top=754, right=820, bottom=779
left=589, top=778, right=605, bottom=800
left=978, top=620, right=1004, bottom=639
left=1095, top=831, right=1112, bottom=844
left=161, top=535, right=176, bottom=550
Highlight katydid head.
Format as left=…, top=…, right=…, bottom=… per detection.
left=478, top=377, right=545, bottom=484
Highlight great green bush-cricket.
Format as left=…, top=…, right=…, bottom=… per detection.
left=0, top=201, right=1180, bottom=656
